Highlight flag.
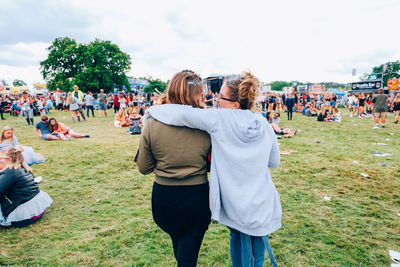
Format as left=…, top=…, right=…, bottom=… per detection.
left=383, top=64, right=388, bottom=73
left=352, top=68, right=356, bottom=76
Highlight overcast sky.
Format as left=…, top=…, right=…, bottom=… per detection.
left=1, top=0, right=399, bottom=86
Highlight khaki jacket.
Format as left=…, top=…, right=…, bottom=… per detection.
left=135, top=117, right=211, bottom=186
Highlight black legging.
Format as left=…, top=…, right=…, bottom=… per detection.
left=287, top=106, right=293, bottom=120
left=114, top=106, right=119, bottom=113
left=152, top=182, right=211, bottom=267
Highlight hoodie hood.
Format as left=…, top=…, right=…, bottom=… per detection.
left=227, top=110, right=266, bottom=143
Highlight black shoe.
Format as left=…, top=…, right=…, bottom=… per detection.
left=84, top=134, right=90, bottom=138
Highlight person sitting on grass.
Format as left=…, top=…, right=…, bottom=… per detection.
left=1, top=126, right=47, bottom=165
left=126, top=108, right=142, bottom=135
left=0, top=146, right=53, bottom=228
left=34, top=115, right=60, bottom=141
left=114, top=108, right=128, bottom=128
left=48, top=118, right=90, bottom=141
left=305, top=105, right=317, bottom=117
left=266, top=112, right=297, bottom=138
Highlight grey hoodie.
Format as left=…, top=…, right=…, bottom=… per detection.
left=145, top=105, right=281, bottom=236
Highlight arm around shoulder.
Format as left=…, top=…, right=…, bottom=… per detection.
left=135, top=119, right=156, bottom=175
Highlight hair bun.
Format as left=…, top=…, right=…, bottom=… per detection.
left=238, top=71, right=260, bottom=109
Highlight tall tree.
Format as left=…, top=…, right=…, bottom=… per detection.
left=12, top=79, right=27, bottom=86
left=1, top=80, right=8, bottom=86
left=372, top=60, right=400, bottom=86
left=144, top=77, right=168, bottom=93
left=40, top=37, right=131, bottom=93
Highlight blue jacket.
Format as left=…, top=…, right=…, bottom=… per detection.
left=285, top=97, right=295, bottom=108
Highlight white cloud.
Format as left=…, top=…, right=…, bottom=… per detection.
left=0, top=0, right=399, bottom=87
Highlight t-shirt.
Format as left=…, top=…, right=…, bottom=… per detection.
left=372, top=94, right=388, bottom=112
left=85, top=95, right=93, bottom=106
left=98, top=93, right=107, bottom=104
left=46, top=99, right=54, bottom=108
left=271, top=117, right=280, bottom=125
left=36, top=121, right=51, bottom=135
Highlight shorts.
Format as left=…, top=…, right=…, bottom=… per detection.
left=331, top=101, right=337, bottom=106
left=99, top=103, right=107, bottom=110
left=42, top=133, right=58, bottom=140
left=325, top=101, right=330, bottom=106
left=375, top=112, right=386, bottom=117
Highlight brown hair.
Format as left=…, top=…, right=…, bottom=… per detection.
left=0, top=146, right=32, bottom=172
left=166, top=70, right=204, bottom=108
left=1, top=126, right=14, bottom=143
left=48, top=118, right=59, bottom=133
left=225, top=71, right=260, bottom=110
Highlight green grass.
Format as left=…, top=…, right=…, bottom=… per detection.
left=0, top=109, right=399, bottom=266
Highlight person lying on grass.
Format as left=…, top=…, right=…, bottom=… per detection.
left=48, top=118, right=90, bottom=141
left=0, top=146, right=53, bottom=228
left=266, top=112, right=297, bottom=138
left=1, top=126, right=47, bottom=165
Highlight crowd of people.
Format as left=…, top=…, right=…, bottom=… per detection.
left=1, top=75, right=400, bottom=266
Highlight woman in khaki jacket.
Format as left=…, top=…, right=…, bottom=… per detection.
left=135, top=70, right=211, bottom=267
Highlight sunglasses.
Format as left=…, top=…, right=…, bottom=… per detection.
left=218, top=94, right=236, bottom=102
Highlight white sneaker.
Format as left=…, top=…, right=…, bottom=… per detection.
left=373, top=125, right=380, bottom=129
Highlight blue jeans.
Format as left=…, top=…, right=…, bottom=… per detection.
left=229, top=227, right=278, bottom=267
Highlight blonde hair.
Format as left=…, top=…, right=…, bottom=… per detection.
left=395, top=93, right=400, bottom=102
left=67, top=92, right=72, bottom=105
left=0, top=146, right=32, bottom=172
left=1, top=126, right=14, bottom=143
left=226, top=71, right=260, bottom=110
left=166, top=70, right=205, bottom=108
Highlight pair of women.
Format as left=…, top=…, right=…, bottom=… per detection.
left=136, top=70, right=281, bottom=267
left=0, top=146, right=52, bottom=228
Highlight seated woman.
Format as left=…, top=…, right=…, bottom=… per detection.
left=266, top=112, right=297, bottom=137
left=127, top=108, right=142, bottom=135
left=0, top=126, right=47, bottom=165
left=48, top=118, right=90, bottom=140
left=114, top=108, right=128, bottom=127
left=0, top=146, right=53, bottom=228
left=317, top=108, right=332, bottom=122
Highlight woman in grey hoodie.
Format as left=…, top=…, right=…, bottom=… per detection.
left=145, top=72, right=281, bottom=267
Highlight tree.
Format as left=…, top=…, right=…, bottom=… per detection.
left=12, top=79, right=27, bottom=86
left=1, top=80, right=8, bottom=86
left=372, top=60, right=400, bottom=86
left=269, top=81, right=291, bottom=91
left=144, top=77, right=168, bottom=93
left=40, top=37, right=131, bottom=93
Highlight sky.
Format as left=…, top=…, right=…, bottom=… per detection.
left=1, top=0, right=400, bottom=87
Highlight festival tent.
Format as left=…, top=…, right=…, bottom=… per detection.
left=327, top=88, right=346, bottom=96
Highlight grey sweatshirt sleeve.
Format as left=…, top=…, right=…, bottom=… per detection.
left=147, top=104, right=218, bottom=133
left=267, top=125, right=280, bottom=168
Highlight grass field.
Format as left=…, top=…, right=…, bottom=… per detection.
left=0, top=109, right=399, bottom=266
